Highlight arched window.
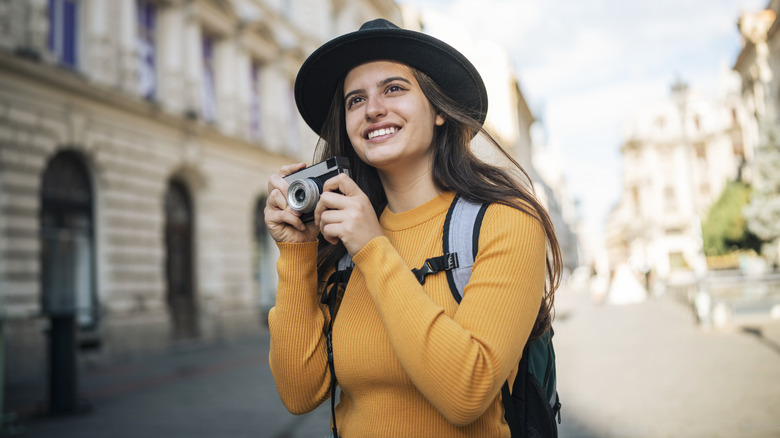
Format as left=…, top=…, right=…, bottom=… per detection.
left=40, top=151, right=96, bottom=327
left=164, top=179, right=198, bottom=338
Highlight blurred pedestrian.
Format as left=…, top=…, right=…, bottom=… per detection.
left=265, top=19, right=562, bottom=437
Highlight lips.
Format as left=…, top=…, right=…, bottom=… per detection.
left=366, top=126, right=399, bottom=140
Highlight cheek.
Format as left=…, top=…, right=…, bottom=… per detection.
left=345, top=113, right=362, bottom=141
left=344, top=114, right=367, bottom=158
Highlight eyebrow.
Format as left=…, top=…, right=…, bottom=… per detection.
left=344, top=76, right=413, bottom=102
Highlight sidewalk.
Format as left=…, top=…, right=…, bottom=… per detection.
left=554, top=286, right=780, bottom=438
left=3, top=331, right=332, bottom=438
left=4, top=285, right=780, bottom=438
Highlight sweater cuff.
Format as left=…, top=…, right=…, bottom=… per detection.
left=352, top=236, right=391, bottom=268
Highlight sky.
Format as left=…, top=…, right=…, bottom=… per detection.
left=398, top=0, right=768, bottom=257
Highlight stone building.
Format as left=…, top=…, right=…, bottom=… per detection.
left=608, top=85, right=748, bottom=283
left=0, top=0, right=400, bottom=413
left=607, top=0, right=780, bottom=284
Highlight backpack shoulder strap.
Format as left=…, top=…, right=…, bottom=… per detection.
left=443, top=196, right=488, bottom=304
left=337, top=253, right=354, bottom=271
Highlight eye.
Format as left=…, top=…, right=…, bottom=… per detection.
left=346, top=95, right=364, bottom=110
left=386, top=84, right=406, bottom=94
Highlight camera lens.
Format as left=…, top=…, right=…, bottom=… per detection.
left=293, top=189, right=305, bottom=203
left=286, top=179, right=320, bottom=213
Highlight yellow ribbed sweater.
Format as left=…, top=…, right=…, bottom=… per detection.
left=268, top=192, right=546, bottom=437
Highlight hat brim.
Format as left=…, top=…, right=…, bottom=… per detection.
left=294, top=26, right=488, bottom=136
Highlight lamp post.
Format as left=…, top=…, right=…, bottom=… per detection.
left=671, top=77, right=710, bottom=324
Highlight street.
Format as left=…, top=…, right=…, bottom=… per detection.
left=5, top=282, right=780, bottom=438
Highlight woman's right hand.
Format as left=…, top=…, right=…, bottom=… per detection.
left=264, top=163, right=320, bottom=243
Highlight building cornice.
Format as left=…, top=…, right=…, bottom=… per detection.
left=0, top=50, right=284, bottom=160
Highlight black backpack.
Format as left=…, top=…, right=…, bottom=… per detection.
left=322, top=196, right=561, bottom=437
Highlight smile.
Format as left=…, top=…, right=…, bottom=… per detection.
left=367, top=127, right=398, bottom=140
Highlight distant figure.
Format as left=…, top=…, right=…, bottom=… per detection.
left=607, top=264, right=647, bottom=305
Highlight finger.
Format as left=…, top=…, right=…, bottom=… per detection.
left=313, top=189, right=351, bottom=228
left=321, top=173, right=357, bottom=196
left=268, top=163, right=307, bottom=194
left=266, top=205, right=307, bottom=233
left=280, top=162, right=307, bottom=178
left=318, top=218, right=341, bottom=246
left=267, top=173, right=288, bottom=195
left=266, top=190, right=307, bottom=231
left=266, top=188, right=288, bottom=210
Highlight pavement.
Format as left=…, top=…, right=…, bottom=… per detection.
left=3, top=281, right=780, bottom=438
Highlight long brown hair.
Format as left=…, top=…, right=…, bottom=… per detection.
left=313, top=66, right=562, bottom=339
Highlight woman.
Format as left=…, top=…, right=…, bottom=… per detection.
left=266, top=19, right=561, bottom=437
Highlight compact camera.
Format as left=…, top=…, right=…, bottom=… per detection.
left=283, top=156, right=351, bottom=222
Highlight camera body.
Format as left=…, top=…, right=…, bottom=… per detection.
left=283, top=156, right=351, bottom=222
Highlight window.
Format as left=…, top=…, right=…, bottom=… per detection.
left=40, top=151, right=96, bottom=328
left=668, top=251, right=688, bottom=270
left=48, top=0, right=79, bottom=69
left=694, top=142, right=706, bottom=160
left=201, top=34, right=217, bottom=122
left=732, top=140, right=744, bottom=157
left=664, top=186, right=676, bottom=211
left=655, top=116, right=666, bottom=131
left=250, top=61, right=262, bottom=139
left=137, top=0, right=157, bottom=100
left=631, top=186, right=640, bottom=213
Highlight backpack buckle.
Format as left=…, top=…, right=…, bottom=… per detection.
left=412, top=253, right=459, bottom=285
left=412, top=261, right=433, bottom=284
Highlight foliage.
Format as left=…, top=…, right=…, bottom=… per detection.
left=702, top=181, right=761, bottom=256
left=744, top=120, right=780, bottom=243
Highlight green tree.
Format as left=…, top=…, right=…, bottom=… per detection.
left=744, top=121, right=780, bottom=247
left=702, top=181, right=761, bottom=256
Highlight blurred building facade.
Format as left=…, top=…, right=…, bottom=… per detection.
left=0, top=0, right=401, bottom=409
left=608, top=0, right=779, bottom=284
left=609, top=91, right=747, bottom=283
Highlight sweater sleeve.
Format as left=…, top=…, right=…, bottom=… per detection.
left=267, top=241, right=331, bottom=414
left=352, top=204, right=546, bottom=426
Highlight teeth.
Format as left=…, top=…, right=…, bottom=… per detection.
left=368, top=127, right=397, bottom=139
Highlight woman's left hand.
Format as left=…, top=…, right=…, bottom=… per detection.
left=314, top=173, right=383, bottom=255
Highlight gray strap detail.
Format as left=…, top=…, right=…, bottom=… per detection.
left=447, top=198, right=483, bottom=300
left=337, top=253, right=353, bottom=271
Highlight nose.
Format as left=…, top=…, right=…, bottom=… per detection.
left=364, top=95, right=386, bottom=121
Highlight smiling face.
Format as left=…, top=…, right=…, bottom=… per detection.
left=343, top=61, right=445, bottom=177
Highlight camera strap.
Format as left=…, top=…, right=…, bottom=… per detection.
left=321, top=255, right=353, bottom=438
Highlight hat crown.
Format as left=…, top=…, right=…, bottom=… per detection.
left=295, top=17, right=488, bottom=136
left=358, top=19, right=399, bottom=31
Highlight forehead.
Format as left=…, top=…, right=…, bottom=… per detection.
left=344, top=60, right=415, bottom=88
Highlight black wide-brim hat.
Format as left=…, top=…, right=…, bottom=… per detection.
left=294, top=18, right=488, bottom=136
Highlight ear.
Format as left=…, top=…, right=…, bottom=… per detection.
left=435, top=114, right=445, bottom=126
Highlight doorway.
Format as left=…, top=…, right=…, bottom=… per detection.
left=40, top=150, right=95, bottom=413
left=164, top=180, right=198, bottom=338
